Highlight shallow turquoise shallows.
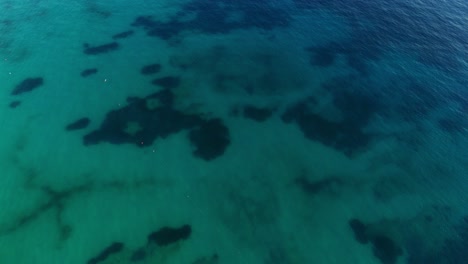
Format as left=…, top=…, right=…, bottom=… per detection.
left=0, top=0, right=467, bottom=263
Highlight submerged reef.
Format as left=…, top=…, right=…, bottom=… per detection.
left=140, top=64, right=162, bottom=75
left=66, top=117, right=90, bottom=131
left=282, top=96, right=373, bottom=156
left=131, top=0, right=290, bottom=40
left=11, top=77, right=44, bottom=95
left=83, top=87, right=230, bottom=161
left=348, top=218, right=403, bottom=264
left=81, top=68, right=98, bottom=77
left=147, top=225, right=192, bottom=246
left=87, top=242, right=124, bottom=264
left=112, top=30, right=134, bottom=40
left=9, top=100, right=21, bottom=108
left=83, top=42, right=119, bottom=55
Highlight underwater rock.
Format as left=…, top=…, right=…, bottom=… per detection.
left=83, top=99, right=200, bottom=147
left=66, top=118, right=90, bottom=131
left=348, top=218, right=402, bottom=264
left=81, top=68, right=98, bottom=77
left=83, top=89, right=191, bottom=143
left=371, top=235, right=403, bottom=264
left=189, top=119, right=230, bottom=161
left=140, top=64, right=161, bottom=75
left=243, top=105, right=274, bottom=122
left=83, top=42, right=119, bottom=55
left=83, top=88, right=230, bottom=160
left=282, top=98, right=372, bottom=156
left=9, top=100, right=21, bottom=108
left=112, top=30, right=134, bottom=40
left=349, top=219, right=369, bottom=244
left=87, top=242, right=124, bottom=264
left=11, top=77, right=43, bottom=95
left=151, top=76, right=180, bottom=89
left=148, top=225, right=192, bottom=247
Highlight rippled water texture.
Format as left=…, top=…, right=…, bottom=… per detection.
left=0, top=0, right=467, bottom=263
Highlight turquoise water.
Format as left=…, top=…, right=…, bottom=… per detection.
left=0, top=0, right=467, bottom=263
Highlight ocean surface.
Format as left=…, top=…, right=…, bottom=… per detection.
left=0, top=0, right=467, bottom=263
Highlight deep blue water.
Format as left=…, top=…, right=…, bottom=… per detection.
left=0, top=0, right=467, bottom=263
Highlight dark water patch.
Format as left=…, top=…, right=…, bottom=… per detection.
left=408, top=216, right=468, bottom=264
left=131, top=16, right=157, bottom=30
left=148, top=21, right=185, bottom=41
left=148, top=225, right=191, bottom=246
left=146, top=88, right=174, bottom=106
left=453, top=91, right=468, bottom=114
left=436, top=216, right=468, bottom=263
left=9, top=100, right=21, bottom=108
left=282, top=97, right=372, bottom=156
left=371, top=235, right=403, bottom=264
left=346, top=54, right=368, bottom=74
left=66, top=118, right=90, bottom=131
left=322, top=76, right=380, bottom=125
left=131, top=0, right=290, bottom=40
left=0, top=182, right=91, bottom=241
left=372, top=175, right=415, bottom=203
left=437, top=116, right=466, bottom=134
left=185, top=0, right=291, bottom=31
left=393, top=82, right=440, bottom=120
left=126, top=96, right=140, bottom=104
left=84, top=1, right=111, bottom=18
left=307, top=36, right=381, bottom=74
left=130, top=248, right=146, bottom=262
left=83, top=42, right=119, bottom=55
left=191, top=254, right=219, bottom=264
left=306, top=46, right=335, bottom=67
left=11, top=77, right=43, bottom=96
left=140, top=63, right=161, bottom=75
left=349, top=219, right=369, bottom=244
left=348, top=218, right=402, bottom=264
left=112, top=30, right=134, bottom=40
left=243, top=105, right=274, bottom=122
left=151, top=76, right=180, bottom=89
left=83, top=88, right=230, bottom=160
left=265, top=246, right=290, bottom=264
left=189, top=119, right=230, bottom=161
left=1, top=19, right=13, bottom=27
left=295, top=0, right=468, bottom=71
left=0, top=38, right=11, bottom=50
left=87, top=242, right=124, bottom=264
left=295, top=176, right=344, bottom=196
left=324, top=75, right=446, bottom=124
left=293, top=0, right=323, bottom=9
left=81, top=68, right=98, bottom=77
left=83, top=89, right=198, bottom=147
